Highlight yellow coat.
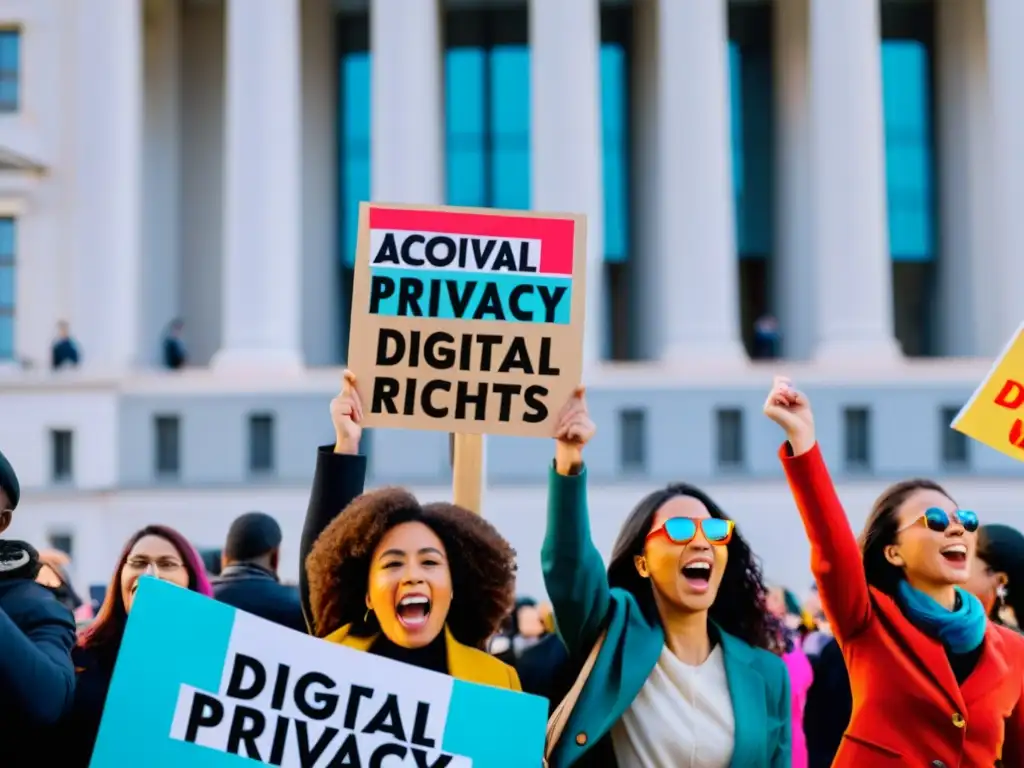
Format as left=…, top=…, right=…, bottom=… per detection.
left=323, top=623, right=522, bottom=691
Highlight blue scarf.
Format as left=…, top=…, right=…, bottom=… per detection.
left=896, top=581, right=987, bottom=654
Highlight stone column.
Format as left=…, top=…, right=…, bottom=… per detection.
left=935, top=0, right=993, bottom=356
left=654, top=0, right=745, bottom=364
left=529, top=0, right=605, bottom=365
left=370, top=0, right=444, bottom=205
left=773, top=0, right=815, bottom=361
left=981, top=0, right=1024, bottom=355
left=72, top=0, right=143, bottom=370
left=213, top=0, right=303, bottom=371
left=809, top=0, right=901, bottom=361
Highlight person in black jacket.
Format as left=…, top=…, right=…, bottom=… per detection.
left=0, top=449, right=77, bottom=764
left=213, top=512, right=305, bottom=632
left=804, top=634, right=853, bottom=768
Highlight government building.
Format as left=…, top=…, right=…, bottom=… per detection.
left=1, top=0, right=1021, bottom=597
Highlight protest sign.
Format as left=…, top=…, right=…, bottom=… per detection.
left=347, top=203, right=587, bottom=438
left=952, top=322, right=1024, bottom=461
left=91, top=578, right=547, bottom=767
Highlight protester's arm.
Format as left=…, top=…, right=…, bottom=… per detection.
left=0, top=593, right=76, bottom=724
left=299, top=447, right=366, bottom=633
left=765, top=378, right=871, bottom=642
left=541, top=387, right=607, bottom=657
left=542, top=464, right=611, bottom=658
left=300, top=371, right=366, bottom=633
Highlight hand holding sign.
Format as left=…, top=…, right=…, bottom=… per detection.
left=763, top=376, right=816, bottom=456
left=554, top=387, right=596, bottom=475
left=331, top=370, right=364, bottom=455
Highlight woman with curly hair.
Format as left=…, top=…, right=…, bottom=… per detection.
left=299, top=372, right=520, bottom=688
left=544, top=388, right=791, bottom=768
left=60, top=524, right=212, bottom=766
left=764, top=375, right=1024, bottom=766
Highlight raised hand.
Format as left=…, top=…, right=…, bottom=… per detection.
left=330, top=370, right=363, bottom=455
left=762, top=375, right=816, bottom=455
left=554, top=386, right=596, bottom=474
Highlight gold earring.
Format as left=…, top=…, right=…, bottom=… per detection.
left=364, top=607, right=373, bottom=623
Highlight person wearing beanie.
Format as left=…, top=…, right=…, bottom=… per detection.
left=966, top=523, right=1024, bottom=631
left=212, top=511, right=305, bottom=632
left=0, top=448, right=77, bottom=760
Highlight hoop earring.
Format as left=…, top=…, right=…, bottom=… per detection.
left=364, top=607, right=373, bottom=623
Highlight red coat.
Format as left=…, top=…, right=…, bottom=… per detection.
left=781, top=443, right=1024, bottom=767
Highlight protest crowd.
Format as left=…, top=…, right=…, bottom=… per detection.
left=1, top=371, right=1023, bottom=767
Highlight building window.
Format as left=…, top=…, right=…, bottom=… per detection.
left=445, top=8, right=531, bottom=211
left=51, top=429, right=74, bottom=483
left=337, top=14, right=370, bottom=361
left=619, top=408, right=646, bottom=472
left=0, top=217, right=14, bottom=361
left=154, top=415, right=181, bottom=477
left=0, top=30, right=20, bottom=112
left=882, top=0, right=937, bottom=357
left=843, top=407, right=872, bottom=470
left=47, top=532, right=73, bottom=559
left=729, top=4, right=775, bottom=358
left=715, top=408, right=745, bottom=469
left=248, top=413, right=275, bottom=474
left=940, top=406, right=969, bottom=467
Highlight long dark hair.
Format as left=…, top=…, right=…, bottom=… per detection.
left=606, top=483, right=774, bottom=650
left=78, top=525, right=212, bottom=660
left=976, top=524, right=1024, bottom=623
left=858, top=479, right=953, bottom=596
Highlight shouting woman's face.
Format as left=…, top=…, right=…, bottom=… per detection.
left=367, top=522, right=453, bottom=648
left=120, top=535, right=190, bottom=612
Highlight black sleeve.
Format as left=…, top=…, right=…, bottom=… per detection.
left=0, top=588, right=76, bottom=724
left=299, top=445, right=367, bottom=633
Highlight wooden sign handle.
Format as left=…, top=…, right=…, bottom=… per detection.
left=452, top=433, right=485, bottom=514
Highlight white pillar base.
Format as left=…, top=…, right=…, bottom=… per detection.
left=210, top=347, right=305, bottom=374
left=813, top=336, right=903, bottom=364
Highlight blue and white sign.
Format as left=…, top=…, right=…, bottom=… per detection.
left=91, top=579, right=547, bottom=767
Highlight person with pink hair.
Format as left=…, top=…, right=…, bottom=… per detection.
left=58, top=525, right=212, bottom=766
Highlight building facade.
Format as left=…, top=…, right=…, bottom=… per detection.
left=0, top=0, right=1022, bottom=595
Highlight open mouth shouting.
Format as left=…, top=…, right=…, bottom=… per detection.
left=396, top=593, right=432, bottom=630
left=681, top=558, right=714, bottom=593
left=940, top=543, right=969, bottom=568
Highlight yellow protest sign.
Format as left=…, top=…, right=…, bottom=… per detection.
left=951, top=323, right=1024, bottom=461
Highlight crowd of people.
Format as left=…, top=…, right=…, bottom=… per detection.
left=2, top=372, right=1024, bottom=766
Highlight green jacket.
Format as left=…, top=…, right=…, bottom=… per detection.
left=542, top=466, right=792, bottom=768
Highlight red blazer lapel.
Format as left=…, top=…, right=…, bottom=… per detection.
left=872, top=588, right=966, bottom=713
left=960, top=623, right=1011, bottom=707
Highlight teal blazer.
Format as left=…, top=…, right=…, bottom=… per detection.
left=542, top=466, right=791, bottom=768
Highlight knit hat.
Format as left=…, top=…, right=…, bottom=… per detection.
left=0, top=449, right=19, bottom=510
left=223, top=512, right=282, bottom=562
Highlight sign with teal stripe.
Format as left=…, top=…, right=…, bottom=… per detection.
left=92, top=579, right=547, bottom=767
left=348, top=203, right=588, bottom=438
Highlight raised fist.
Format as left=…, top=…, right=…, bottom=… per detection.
left=330, top=370, right=363, bottom=455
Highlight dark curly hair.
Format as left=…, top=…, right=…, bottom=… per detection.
left=606, top=483, right=774, bottom=650
left=306, top=487, right=517, bottom=650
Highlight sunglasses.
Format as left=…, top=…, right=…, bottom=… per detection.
left=898, top=507, right=979, bottom=534
left=646, top=517, right=735, bottom=546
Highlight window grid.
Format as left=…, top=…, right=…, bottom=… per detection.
left=843, top=407, right=872, bottom=471
left=51, top=429, right=74, bottom=483
left=940, top=406, right=969, bottom=467
left=619, top=408, right=646, bottom=472
left=0, top=30, right=20, bottom=112
left=154, top=415, right=181, bottom=477
left=248, top=413, right=276, bottom=474
left=715, top=408, right=745, bottom=469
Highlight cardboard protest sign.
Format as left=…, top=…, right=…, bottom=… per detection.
left=347, top=203, right=587, bottom=437
left=952, top=322, right=1024, bottom=461
left=91, top=579, right=547, bottom=767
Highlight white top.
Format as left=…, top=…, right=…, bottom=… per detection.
left=611, top=644, right=735, bottom=768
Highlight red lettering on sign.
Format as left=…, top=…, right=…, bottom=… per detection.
left=994, top=380, right=1024, bottom=410
left=1010, top=419, right=1024, bottom=450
